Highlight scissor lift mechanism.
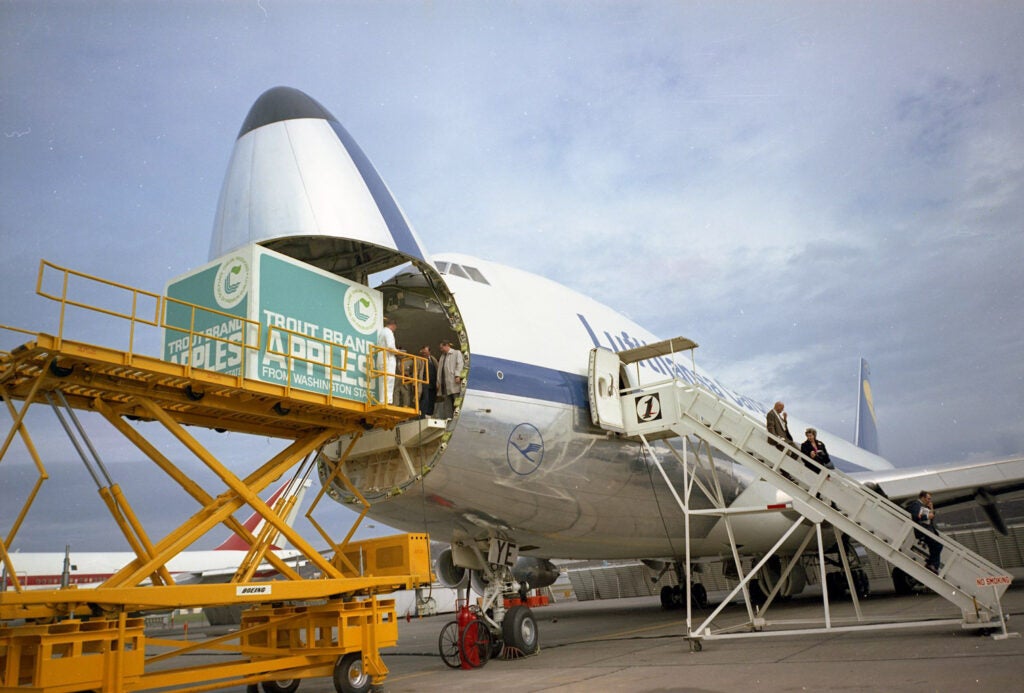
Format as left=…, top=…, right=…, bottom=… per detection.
left=0, top=260, right=432, bottom=692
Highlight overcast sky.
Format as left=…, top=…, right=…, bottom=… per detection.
left=2, top=1, right=1023, bottom=551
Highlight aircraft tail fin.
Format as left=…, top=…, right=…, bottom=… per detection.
left=214, top=478, right=311, bottom=551
left=855, top=358, right=880, bottom=454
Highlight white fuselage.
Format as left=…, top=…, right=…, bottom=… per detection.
left=332, top=253, right=894, bottom=560
left=203, top=87, right=897, bottom=564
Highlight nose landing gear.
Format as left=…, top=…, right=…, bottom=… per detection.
left=437, top=602, right=540, bottom=669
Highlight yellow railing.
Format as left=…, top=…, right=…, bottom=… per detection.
left=8, top=259, right=433, bottom=413
left=162, top=295, right=262, bottom=386
left=265, top=324, right=350, bottom=404
left=35, top=259, right=161, bottom=356
left=366, top=345, right=427, bottom=410
left=0, top=324, right=37, bottom=360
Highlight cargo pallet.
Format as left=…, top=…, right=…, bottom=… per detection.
left=1, top=260, right=431, bottom=692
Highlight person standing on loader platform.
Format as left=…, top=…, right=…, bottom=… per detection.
left=377, top=317, right=397, bottom=404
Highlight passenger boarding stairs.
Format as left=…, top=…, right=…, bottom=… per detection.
left=588, top=342, right=1012, bottom=626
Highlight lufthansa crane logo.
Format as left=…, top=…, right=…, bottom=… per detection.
left=862, top=379, right=877, bottom=422
left=507, top=423, right=544, bottom=475
left=635, top=394, right=662, bottom=422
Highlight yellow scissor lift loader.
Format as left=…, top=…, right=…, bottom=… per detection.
left=0, top=261, right=432, bottom=693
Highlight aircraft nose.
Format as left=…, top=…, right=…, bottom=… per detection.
left=210, top=87, right=430, bottom=268
left=237, top=86, right=337, bottom=139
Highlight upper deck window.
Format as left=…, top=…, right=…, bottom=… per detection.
left=435, top=262, right=490, bottom=285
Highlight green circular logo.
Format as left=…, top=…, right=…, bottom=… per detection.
left=213, top=256, right=249, bottom=309
left=345, top=286, right=379, bottom=334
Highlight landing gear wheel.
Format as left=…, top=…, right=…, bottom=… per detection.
left=333, top=652, right=370, bottom=693
left=660, top=585, right=674, bottom=609
left=892, top=567, right=920, bottom=595
left=502, top=605, right=539, bottom=655
left=438, top=621, right=461, bottom=669
left=671, top=585, right=684, bottom=608
left=261, top=680, right=299, bottom=693
left=825, top=571, right=845, bottom=598
left=490, top=631, right=505, bottom=659
left=747, top=579, right=769, bottom=607
left=691, top=583, right=709, bottom=609
left=459, top=619, right=492, bottom=668
left=852, top=568, right=870, bottom=599
left=825, top=570, right=870, bottom=600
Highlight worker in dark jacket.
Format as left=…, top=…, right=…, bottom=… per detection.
left=800, top=428, right=834, bottom=471
left=908, top=490, right=942, bottom=573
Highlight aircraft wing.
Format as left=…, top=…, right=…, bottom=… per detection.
left=853, top=455, right=1024, bottom=533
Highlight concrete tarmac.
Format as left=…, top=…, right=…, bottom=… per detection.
left=169, top=586, right=1024, bottom=692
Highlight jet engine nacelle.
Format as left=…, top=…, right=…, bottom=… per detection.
left=435, top=547, right=470, bottom=589
left=438, top=544, right=558, bottom=593
left=469, top=557, right=560, bottom=596
left=470, top=567, right=490, bottom=597
left=512, top=557, right=560, bottom=591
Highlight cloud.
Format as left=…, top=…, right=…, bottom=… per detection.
left=2, top=1, right=1024, bottom=549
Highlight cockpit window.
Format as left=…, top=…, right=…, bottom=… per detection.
left=434, top=262, right=490, bottom=285
left=447, top=264, right=470, bottom=279
left=462, top=265, right=490, bottom=284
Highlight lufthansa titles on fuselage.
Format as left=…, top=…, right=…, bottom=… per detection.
left=576, top=313, right=765, bottom=415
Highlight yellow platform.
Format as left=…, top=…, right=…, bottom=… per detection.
left=2, top=331, right=410, bottom=439
left=0, top=259, right=433, bottom=692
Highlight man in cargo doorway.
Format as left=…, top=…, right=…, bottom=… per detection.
left=434, top=340, right=463, bottom=418
left=377, top=317, right=397, bottom=404
left=395, top=350, right=416, bottom=408
left=418, top=344, right=438, bottom=417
